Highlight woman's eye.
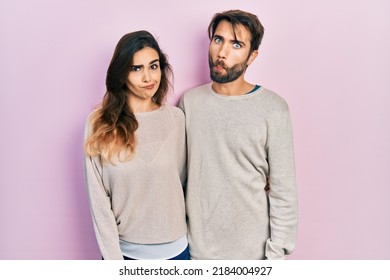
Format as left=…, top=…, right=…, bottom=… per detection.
left=233, top=43, right=241, bottom=49
left=130, top=66, right=140, bottom=72
left=150, top=64, right=159, bottom=70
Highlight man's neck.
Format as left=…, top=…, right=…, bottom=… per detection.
left=212, top=78, right=255, bottom=96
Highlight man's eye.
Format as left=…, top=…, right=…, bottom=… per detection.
left=215, top=37, right=222, bottom=44
left=233, top=43, right=241, bottom=49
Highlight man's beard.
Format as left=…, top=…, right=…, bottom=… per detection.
left=209, top=55, right=247, bottom=83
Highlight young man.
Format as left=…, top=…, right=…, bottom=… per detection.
left=179, top=10, right=298, bottom=259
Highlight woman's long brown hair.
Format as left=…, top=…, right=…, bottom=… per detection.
left=85, top=31, right=173, bottom=163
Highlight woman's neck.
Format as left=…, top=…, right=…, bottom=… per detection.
left=129, top=98, right=160, bottom=113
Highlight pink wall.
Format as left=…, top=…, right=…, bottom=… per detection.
left=1, top=0, right=389, bottom=259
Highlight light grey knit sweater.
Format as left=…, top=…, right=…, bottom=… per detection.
left=179, top=83, right=298, bottom=260
left=84, top=104, right=187, bottom=260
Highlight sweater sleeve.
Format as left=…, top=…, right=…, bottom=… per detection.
left=176, top=104, right=187, bottom=187
left=178, top=94, right=185, bottom=113
left=265, top=106, right=298, bottom=260
left=177, top=96, right=188, bottom=188
left=178, top=117, right=187, bottom=189
left=83, top=120, right=124, bottom=260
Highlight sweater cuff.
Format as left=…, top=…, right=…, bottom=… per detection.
left=265, top=238, right=286, bottom=260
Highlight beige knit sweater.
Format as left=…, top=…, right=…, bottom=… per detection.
left=179, top=83, right=298, bottom=260
left=84, top=104, right=187, bottom=260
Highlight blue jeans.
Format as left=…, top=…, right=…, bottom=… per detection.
left=167, top=245, right=190, bottom=260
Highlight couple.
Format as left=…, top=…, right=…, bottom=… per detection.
left=84, top=9, right=298, bottom=260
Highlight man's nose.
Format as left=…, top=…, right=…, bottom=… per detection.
left=217, top=43, right=228, bottom=59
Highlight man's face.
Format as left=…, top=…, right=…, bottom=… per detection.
left=208, top=20, right=255, bottom=83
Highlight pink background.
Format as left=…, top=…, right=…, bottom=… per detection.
left=1, top=0, right=389, bottom=259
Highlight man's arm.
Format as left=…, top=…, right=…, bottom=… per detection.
left=265, top=106, right=298, bottom=259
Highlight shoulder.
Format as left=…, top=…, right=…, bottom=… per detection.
left=182, top=83, right=212, bottom=100
left=163, top=104, right=185, bottom=122
left=86, top=110, right=96, bottom=124
left=163, top=104, right=185, bottom=135
left=260, top=87, right=290, bottom=113
left=84, top=109, right=98, bottom=137
left=179, top=83, right=212, bottom=112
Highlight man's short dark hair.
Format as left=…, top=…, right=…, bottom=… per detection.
left=208, top=10, right=265, bottom=55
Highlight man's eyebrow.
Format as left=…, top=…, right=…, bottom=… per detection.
left=213, top=34, right=246, bottom=46
left=232, top=39, right=245, bottom=46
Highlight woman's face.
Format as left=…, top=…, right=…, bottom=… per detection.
left=126, top=47, right=161, bottom=101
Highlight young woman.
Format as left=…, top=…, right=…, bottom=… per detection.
left=84, top=31, right=188, bottom=260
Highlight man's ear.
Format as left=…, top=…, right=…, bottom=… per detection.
left=247, top=50, right=259, bottom=66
